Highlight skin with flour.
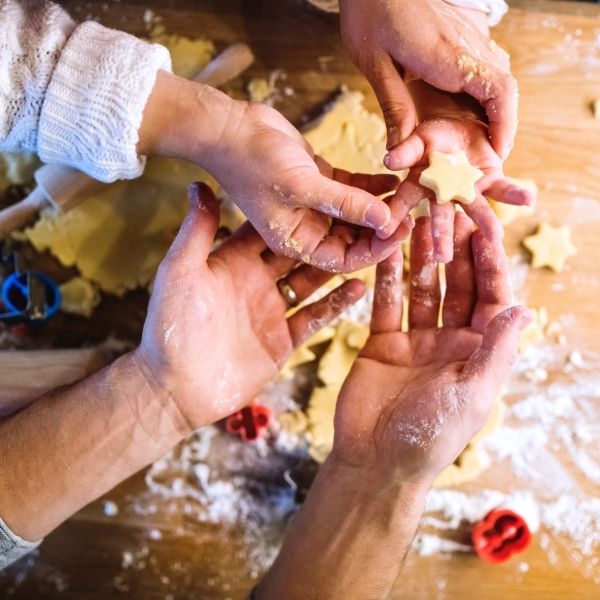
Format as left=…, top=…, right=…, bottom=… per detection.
left=0, top=183, right=375, bottom=543
left=257, top=214, right=531, bottom=600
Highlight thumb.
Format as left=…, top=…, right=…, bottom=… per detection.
left=166, top=182, right=220, bottom=264
left=366, top=55, right=417, bottom=152
left=307, top=173, right=391, bottom=232
left=461, top=306, right=532, bottom=390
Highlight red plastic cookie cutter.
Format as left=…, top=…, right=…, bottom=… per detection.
left=225, top=402, right=272, bottom=442
left=472, top=508, right=532, bottom=564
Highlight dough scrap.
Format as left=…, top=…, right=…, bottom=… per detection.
left=523, top=223, right=577, bottom=272
left=488, top=177, right=537, bottom=225
left=279, top=326, right=336, bottom=379
left=247, top=78, right=274, bottom=103
left=59, top=276, right=101, bottom=318
left=419, top=151, right=483, bottom=205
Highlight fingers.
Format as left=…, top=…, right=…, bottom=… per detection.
left=462, top=195, right=504, bottom=242
left=316, top=160, right=400, bottom=196
left=287, top=279, right=366, bottom=346
left=371, top=247, right=404, bottom=334
left=165, top=182, right=220, bottom=266
left=409, top=217, right=440, bottom=329
left=471, top=228, right=513, bottom=333
left=485, top=178, right=536, bottom=207
left=464, top=68, right=519, bottom=160
left=305, top=173, right=392, bottom=232
left=382, top=173, right=431, bottom=238
left=384, top=131, right=426, bottom=171
left=223, top=220, right=268, bottom=255
left=430, top=202, right=455, bottom=263
left=309, top=217, right=412, bottom=273
left=283, top=264, right=336, bottom=303
left=443, top=213, right=475, bottom=328
left=460, top=306, right=532, bottom=390
left=366, top=54, right=418, bottom=150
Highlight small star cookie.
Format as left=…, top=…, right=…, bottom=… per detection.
left=523, top=223, right=577, bottom=272
left=419, top=150, right=484, bottom=205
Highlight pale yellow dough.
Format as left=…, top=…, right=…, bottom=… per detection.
left=419, top=151, right=483, bottom=205
left=59, top=277, right=101, bottom=318
left=523, top=223, right=577, bottom=272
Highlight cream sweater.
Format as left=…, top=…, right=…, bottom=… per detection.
left=0, top=0, right=171, bottom=183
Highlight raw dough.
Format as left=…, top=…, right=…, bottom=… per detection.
left=488, top=177, right=537, bottom=225
left=247, top=78, right=274, bottom=103
left=306, top=320, right=369, bottom=461
left=419, top=151, right=483, bottom=205
left=59, top=276, right=101, bottom=318
left=523, top=223, right=577, bottom=272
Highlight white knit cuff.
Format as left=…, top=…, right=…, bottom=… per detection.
left=38, top=21, right=172, bottom=183
left=0, top=516, right=40, bottom=570
left=444, top=0, right=508, bottom=26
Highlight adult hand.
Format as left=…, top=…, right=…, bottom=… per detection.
left=339, top=0, right=517, bottom=159
left=384, top=109, right=535, bottom=262
left=135, top=182, right=366, bottom=432
left=333, top=213, right=531, bottom=482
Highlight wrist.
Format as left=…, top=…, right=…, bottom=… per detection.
left=128, top=349, right=192, bottom=439
left=138, top=70, right=245, bottom=168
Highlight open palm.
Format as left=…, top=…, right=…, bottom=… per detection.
left=137, top=183, right=366, bottom=431
left=333, top=214, right=531, bottom=481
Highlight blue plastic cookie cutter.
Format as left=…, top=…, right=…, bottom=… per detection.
left=0, top=271, right=61, bottom=322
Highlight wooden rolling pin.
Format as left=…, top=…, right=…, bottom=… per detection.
left=0, top=42, right=255, bottom=240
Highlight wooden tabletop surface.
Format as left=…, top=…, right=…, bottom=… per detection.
left=1, top=1, right=599, bottom=598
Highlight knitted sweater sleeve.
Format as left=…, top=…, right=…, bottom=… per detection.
left=0, top=0, right=172, bottom=182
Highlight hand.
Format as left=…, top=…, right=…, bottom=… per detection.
left=332, top=213, right=532, bottom=483
left=140, top=73, right=412, bottom=274
left=135, top=182, right=366, bottom=431
left=205, top=101, right=413, bottom=273
left=384, top=105, right=536, bottom=262
left=339, top=0, right=517, bottom=159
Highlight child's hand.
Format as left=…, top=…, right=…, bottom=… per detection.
left=206, top=101, right=412, bottom=273
left=384, top=113, right=536, bottom=262
left=135, top=182, right=366, bottom=432
left=332, top=213, right=531, bottom=483
left=141, top=75, right=412, bottom=274
left=339, top=0, right=517, bottom=158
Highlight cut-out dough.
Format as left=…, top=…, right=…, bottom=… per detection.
left=523, top=223, right=577, bottom=272
left=488, top=177, right=536, bottom=225
left=59, top=276, right=101, bottom=318
left=419, top=150, right=483, bottom=205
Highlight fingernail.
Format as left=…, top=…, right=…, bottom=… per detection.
left=187, top=182, right=201, bottom=207
left=366, top=204, right=391, bottom=230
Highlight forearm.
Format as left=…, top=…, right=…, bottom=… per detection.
left=138, top=70, right=246, bottom=175
left=0, top=351, right=188, bottom=542
left=256, top=457, right=430, bottom=600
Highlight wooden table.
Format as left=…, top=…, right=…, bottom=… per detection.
left=1, top=1, right=599, bottom=598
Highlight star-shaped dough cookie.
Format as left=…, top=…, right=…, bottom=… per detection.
left=523, top=223, right=577, bottom=272
left=419, top=150, right=484, bottom=205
